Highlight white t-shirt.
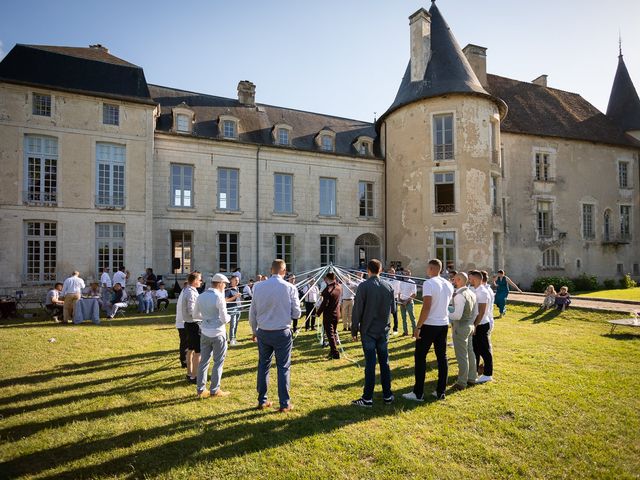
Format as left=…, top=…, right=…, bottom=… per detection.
left=399, top=279, right=417, bottom=301
left=156, top=289, right=168, bottom=300
left=100, top=272, right=112, bottom=288
left=472, top=285, right=493, bottom=325
left=113, top=271, right=127, bottom=287
left=136, top=282, right=145, bottom=296
left=422, top=276, right=454, bottom=326
left=484, top=284, right=495, bottom=327
left=175, top=290, right=185, bottom=329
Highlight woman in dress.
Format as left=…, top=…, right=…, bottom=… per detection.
left=492, top=269, right=522, bottom=318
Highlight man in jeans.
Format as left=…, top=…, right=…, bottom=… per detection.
left=194, top=274, right=232, bottom=399
left=403, top=258, right=453, bottom=402
left=399, top=269, right=417, bottom=336
left=350, top=259, right=395, bottom=407
left=249, top=259, right=301, bottom=413
left=448, top=272, right=477, bottom=390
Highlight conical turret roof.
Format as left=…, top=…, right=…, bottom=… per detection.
left=378, top=2, right=506, bottom=127
left=606, top=52, right=640, bottom=131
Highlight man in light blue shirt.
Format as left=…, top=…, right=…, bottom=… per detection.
left=194, top=273, right=232, bottom=399
left=249, top=259, right=301, bottom=412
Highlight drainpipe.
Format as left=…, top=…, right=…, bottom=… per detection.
left=256, top=145, right=261, bottom=276
left=383, top=121, right=388, bottom=263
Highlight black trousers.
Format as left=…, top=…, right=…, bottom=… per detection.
left=157, top=298, right=169, bottom=309
left=391, top=309, right=399, bottom=332
left=472, top=323, right=493, bottom=376
left=304, top=302, right=316, bottom=329
left=413, top=325, right=448, bottom=397
left=178, top=327, right=188, bottom=367
left=323, top=318, right=340, bottom=358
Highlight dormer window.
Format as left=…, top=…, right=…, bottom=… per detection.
left=219, top=115, right=239, bottom=139
left=354, top=136, right=374, bottom=156
left=273, top=123, right=292, bottom=146
left=316, top=129, right=336, bottom=152
left=172, top=103, right=195, bottom=134
left=321, top=135, right=333, bottom=151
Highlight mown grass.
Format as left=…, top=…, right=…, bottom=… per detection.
left=0, top=303, right=638, bottom=479
left=576, top=287, right=640, bottom=302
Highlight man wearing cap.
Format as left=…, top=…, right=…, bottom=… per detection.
left=194, top=274, right=232, bottom=399
left=249, top=259, right=301, bottom=412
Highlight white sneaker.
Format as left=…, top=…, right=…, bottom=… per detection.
left=402, top=391, right=424, bottom=402
left=476, top=375, right=493, bottom=383
left=431, top=391, right=446, bottom=400
left=230, top=339, right=237, bottom=346
left=393, top=331, right=399, bottom=335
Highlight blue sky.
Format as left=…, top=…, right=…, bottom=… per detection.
left=1, top=0, right=638, bottom=122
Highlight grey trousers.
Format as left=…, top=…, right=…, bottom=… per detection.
left=451, top=322, right=477, bottom=386
left=197, top=334, right=228, bottom=394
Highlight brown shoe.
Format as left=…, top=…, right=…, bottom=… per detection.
left=257, top=401, right=273, bottom=410
left=212, top=389, right=230, bottom=398
left=449, top=383, right=466, bottom=392
left=197, top=390, right=210, bottom=399
left=278, top=404, right=294, bottom=413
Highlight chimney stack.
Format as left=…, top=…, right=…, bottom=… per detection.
left=532, top=75, right=548, bottom=87
left=237, top=80, right=256, bottom=106
left=462, top=44, right=487, bottom=87
left=89, top=44, right=108, bottom=53
left=409, top=9, right=431, bottom=82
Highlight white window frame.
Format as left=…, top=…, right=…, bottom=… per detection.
left=532, top=147, right=556, bottom=182
left=275, top=234, right=294, bottom=270
left=176, top=114, right=190, bottom=133
left=434, top=172, right=456, bottom=213
left=218, top=167, right=239, bottom=211
left=218, top=232, right=239, bottom=273
left=274, top=173, right=293, bottom=214
left=96, top=223, right=125, bottom=275
left=23, top=221, right=57, bottom=284
left=319, top=177, right=337, bottom=216
left=170, top=164, right=194, bottom=208
left=542, top=248, right=561, bottom=269
left=432, top=113, right=454, bottom=161
left=23, top=135, right=58, bottom=205
left=618, top=161, right=630, bottom=189
left=320, top=235, right=337, bottom=266
left=96, top=143, right=126, bottom=208
left=219, top=117, right=239, bottom=139
left=358, top=181, right=374, bottom=218
left=103, top=103, right=120, bottom=126
left=620, top=204, right=632, bottom=240
left=32, top=93, right=51, bottom=117
left=434, top=231, right=456, bottom=270
left=536, top=199, right=553, bottom=238
left=582, top=203, right=595, bottom=240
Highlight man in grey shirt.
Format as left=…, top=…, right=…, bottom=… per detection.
left=249, top=259, right=301, bottom=412
left=350, top=259, right=396, bottom=407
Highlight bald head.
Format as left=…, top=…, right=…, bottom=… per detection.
left=453, top=272, right=468, bottom=289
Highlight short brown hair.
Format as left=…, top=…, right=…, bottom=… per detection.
left=325, top=272, right=336, bottom=281
left=469, top=270, right=482, bottom=281
left=187, top=272, right=201, bottom=284
left=271, top=259, right=286, bottom=273
left=367, top=259, right=382, bottom=274
left=480, top=270, right=489, bottom=282
left=428, top=259, right=443, bottom=273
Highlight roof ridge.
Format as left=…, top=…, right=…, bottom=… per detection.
left=20, top=44, right=141, bottom=68
left=486, top=73, right=586, bottom=97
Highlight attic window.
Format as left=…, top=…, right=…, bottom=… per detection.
left=273, top=124, right=292, bottom=146
left=321, top=135, right=333, bottom=152
left=278, top=128, right=290, bottom=146
left=176, top=114, right=190, bottom=132
left=359, top=143, right=370, bottom=155
left=355, top=136, right=374, bottom=156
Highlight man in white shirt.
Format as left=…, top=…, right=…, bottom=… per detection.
left=242, top=279, right=254, bottom=301
left=403, top=259, right=453, bottom=402
left=194, top=274, right=232, bottom=399
left=156, top=282, right=169, bottom=310
left=45, top=282, right=64, bottom=322
left=399, top=269, right=417, bottom=336
left=112, top=266, right=128, bottom=288
left=100, top=267, right=112, bottom=288
left=387, top=268, right=401, bottom=334
left=61, top=271, right=85, bottom=323
left=302, top=282, right=320, bottom=330
left=470, top=270, right=494, bottom=383
left=448, top=272, right=477, bottom=390
left=175, top=281, right=189, bottom=369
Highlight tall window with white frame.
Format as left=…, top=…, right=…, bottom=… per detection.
left=319, top=177, right=337, bottom=216
left=582, top=204, right=595, bottom=240
left=170, top=164, right=193, bottom=208
left=274, top=173, right=293, bottom=213
left=96, top=223, right=124, bottom=275
left=535, top=153, right=551, bottom=181
left=278, top=128, right=289, bottom=146
left=218, top=232, right=238, bottom=272
left=103, top=104, right=119, bottom=126
left=176, top=114, right=190, bottom=133
left=222, top=120, right=237, bottom=138
left=433, top=113, right=454, bottom=160
left=24, top=221, right=56, bottom=283
left=218, top=167, right=239, bottom=210
left=434, top=172, right=455, bottom=213
left=275, top=234, right=293, bottom=269
left=434, top=232, right=455, bottom=269
left=321, top=135, right=333, bottom=152
left=358, top=181, right=374, bottom=218
left=96, top=143, right=126, bottom=207
left=320, top=236, right=336, bottom=266
left=32, top=93, right=51, bottom=116
left=542, top=248, right=560, bottom=269
left=171, top=231, right=192, bottom=274
left=618, top=161, right=629, bottom=188
left=24, top=135, right=58, bottom=205
left=620, top=205, right=631, bottom=240
left=537, top=200, right=553, bottom=237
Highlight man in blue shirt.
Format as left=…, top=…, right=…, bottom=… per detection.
left=249, top=259, right=301, bottom=412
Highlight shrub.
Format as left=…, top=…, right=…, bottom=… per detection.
left=572, top=274, right=599, bottom=292
left=531, top=276, right=576, bottom=293
left=603, top=279, right=617, bottom=289
left=619, top=274, right=637, bottom=289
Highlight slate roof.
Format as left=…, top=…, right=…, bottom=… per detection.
left=150, top=84, right=379, bottom=158
left=486, top=74, right=640, bottom=148
left=378, top=2, right=507, bottom=126
left=606, top=54, right=640, bottom=132
left=0, top=44, right=154, bottom=105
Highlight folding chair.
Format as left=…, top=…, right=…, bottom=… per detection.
left=15, top=290, right=25, bottom=309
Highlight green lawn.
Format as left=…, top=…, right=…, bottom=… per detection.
left=576, top=287, right=640, bottom=302
left=0, top=304, right=638, bottom=479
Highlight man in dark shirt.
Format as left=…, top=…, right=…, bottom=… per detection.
left=350, top=259, right=396, bottom=407
left=317, top=272, right=342, bottom=360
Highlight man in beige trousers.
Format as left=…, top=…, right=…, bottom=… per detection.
left=448, top=272, right=477, bottom=390
left=61, top=271, right=85, bottom=324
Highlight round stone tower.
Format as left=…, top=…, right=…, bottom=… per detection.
left=377, top=1, right=507, bottom=274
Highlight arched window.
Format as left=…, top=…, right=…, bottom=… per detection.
left=354, top=233, right=381, bottom=268
left=542, top=248, right=560, bottom=268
